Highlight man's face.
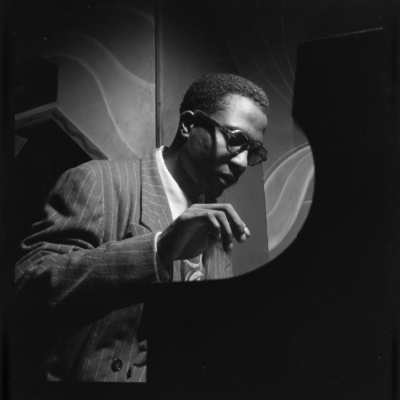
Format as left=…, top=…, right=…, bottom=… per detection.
left=181, top=94, right=268, bottom=199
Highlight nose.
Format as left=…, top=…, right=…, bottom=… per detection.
left=229, top=149, right=248, bottom=170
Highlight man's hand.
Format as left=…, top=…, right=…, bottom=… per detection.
left=157, top=203, right=251, bottom=264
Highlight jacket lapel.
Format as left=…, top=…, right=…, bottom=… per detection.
left=203, top=197, right=233, bottom=280
left=139, top=150, right=173, bottom=233
left=203, top=242, right=233, bottom=279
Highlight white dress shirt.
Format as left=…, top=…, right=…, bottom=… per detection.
left=155, top=146, right=191, bottom=220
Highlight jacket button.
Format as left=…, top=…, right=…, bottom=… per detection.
left=111, top=358, right=123, bottom=372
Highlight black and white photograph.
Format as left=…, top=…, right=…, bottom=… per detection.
left=4, top=0, right=399, bottom=399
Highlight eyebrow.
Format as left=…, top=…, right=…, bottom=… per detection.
left=223, top=124, right=250, bottom=135
left=224, top=124, right=242, bottom=131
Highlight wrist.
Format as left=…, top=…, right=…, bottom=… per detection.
left=157, top=231, right=172, bottom=265
left=155, top=232, right=172, bottom=281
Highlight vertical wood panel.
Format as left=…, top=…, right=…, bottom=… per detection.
left=155, top=0, right=162, bottom=148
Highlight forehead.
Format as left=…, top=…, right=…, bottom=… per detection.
left=211, top=94, right=268, bottom=143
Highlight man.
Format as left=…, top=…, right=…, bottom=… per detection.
left=14, top=73, right=269, bottom=383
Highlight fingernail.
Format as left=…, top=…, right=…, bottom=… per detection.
left=244, top=226, right=250, bottom=237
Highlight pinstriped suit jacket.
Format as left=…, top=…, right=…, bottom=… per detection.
left=15, top=150, right=232, bottom=383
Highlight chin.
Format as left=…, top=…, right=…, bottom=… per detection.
left=202, top=181, right=226, bottom=199
left=211, top=189, right=225, bottom=199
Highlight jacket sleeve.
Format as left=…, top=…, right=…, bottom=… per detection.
left=15, top=161, right=165, bottom=324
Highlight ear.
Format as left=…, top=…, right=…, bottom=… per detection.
left=179, top=111, right=195, bottom=138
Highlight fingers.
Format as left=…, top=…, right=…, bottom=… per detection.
left=189, top=204, right=250, bottom=254
left=192, top=203, right=250, bottom=243
left=208, top=211, right=233, bottom=253
left=180, top=208, right=234, bottom=253
left=158, top=203, right=250, bottom=262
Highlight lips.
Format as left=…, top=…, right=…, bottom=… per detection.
left=218, top=173, right=237, bottom=187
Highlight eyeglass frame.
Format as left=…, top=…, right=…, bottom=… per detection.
left=192, top=109, right=268, bottom=166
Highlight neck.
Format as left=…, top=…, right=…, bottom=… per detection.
left=162, top=145, right=204, bottom=202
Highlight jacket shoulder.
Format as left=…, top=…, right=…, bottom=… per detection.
left=61, top=159, right=139, bottom=183
left=69, top=159, right=140, bottom=173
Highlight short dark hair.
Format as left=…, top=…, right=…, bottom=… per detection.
left=180, top=73, right=269, bottom=116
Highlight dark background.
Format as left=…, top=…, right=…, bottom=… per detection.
left=4, top=0, right=400, bottom=399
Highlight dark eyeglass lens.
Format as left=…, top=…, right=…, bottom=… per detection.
left=248, top=152, right=261, bottom=165
left=227, top=131, right=248, bottom=149
left=250, top=146, right=267, bottom=164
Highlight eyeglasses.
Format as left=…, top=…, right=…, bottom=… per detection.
left=193, top=110, right=268, bottom=166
